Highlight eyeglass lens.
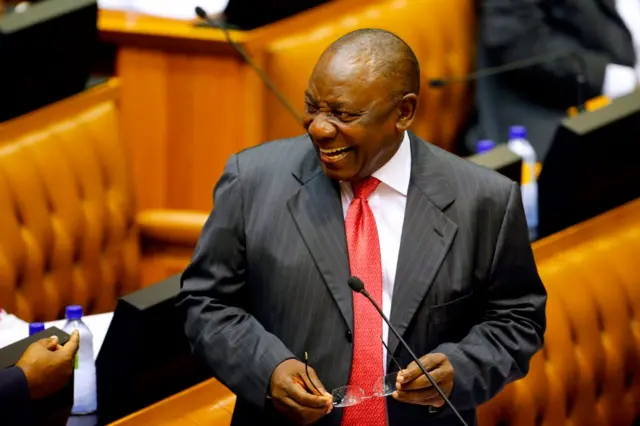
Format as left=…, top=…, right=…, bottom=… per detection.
left=331, top=372, right=398, bottom=407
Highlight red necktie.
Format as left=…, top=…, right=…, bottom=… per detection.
left=341, top=177, right=386, bottom=426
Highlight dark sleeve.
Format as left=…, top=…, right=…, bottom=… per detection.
left=481, top=0, right=611, bottom=107
left=434, top=182, right=547, bottom=411
left=0, top=366, right=32, bottom=425
left=175, top=154, right=295, bottom=409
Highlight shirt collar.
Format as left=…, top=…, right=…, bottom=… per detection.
left=371, top=131, right=411, bottom=196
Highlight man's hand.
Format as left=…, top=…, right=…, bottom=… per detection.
left=16, top=330, right=80, bottom=400
left=393, top=353, right=454, bottom=407
left=269, top=359, right=333, bottom=425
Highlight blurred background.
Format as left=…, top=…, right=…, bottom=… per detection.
left=0, top=0, right=639, bottom=425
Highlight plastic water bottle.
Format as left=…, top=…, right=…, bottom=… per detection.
left=29, top=322, right=45, bottom=336
left=63, top=305, right=97, bottom=414
left=507, top=125, right=538, bottom=240
left=476, top=139, right=496, bottom=154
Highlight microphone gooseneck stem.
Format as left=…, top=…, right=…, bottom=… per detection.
left=429, top=49, right=589, bottom=114
left=569, top=52, right=588, bottom=112
left=428, top=51, right=567, bottom=86
left=576, top=74, right=586, bottom=112
left=359, top=289, right=469, bottom=426
left=196, top=9, right=303, bottom=125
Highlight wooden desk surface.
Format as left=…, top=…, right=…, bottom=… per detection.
left=108, top=378, right=235, bottom=426
left=98, top=9, right=246, bottom=54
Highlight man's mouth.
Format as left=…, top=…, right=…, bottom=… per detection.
left=318, top=146, right=354, bottom=163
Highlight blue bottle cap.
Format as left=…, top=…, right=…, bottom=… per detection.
left=65, top=305, right=83, bottom=320
left=476, top=139, right=496, bottom=154
left=509, top=125, right=527, bottom=139
left=29, top=322, right=45, bottom=335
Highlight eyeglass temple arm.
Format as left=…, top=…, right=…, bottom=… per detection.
left=304, top=351, right=323, bottom=394
left=381, top=336, right=404, bottom=371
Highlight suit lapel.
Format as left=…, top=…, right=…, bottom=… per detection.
left=287, top=146, right=353, bottom=332
left=388, top=134, right=458, bottom=358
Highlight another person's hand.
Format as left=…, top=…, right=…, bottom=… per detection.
left=393, top=353, right=454, bottom=407
left=269, top=359, right=333, bottom=425
left=16, top=330, right=80, bottom=400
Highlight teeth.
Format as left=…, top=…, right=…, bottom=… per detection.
left=320, top=146, right=350, bottom=154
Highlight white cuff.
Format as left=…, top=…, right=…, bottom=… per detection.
left=603, top=64, right=638, bottom=99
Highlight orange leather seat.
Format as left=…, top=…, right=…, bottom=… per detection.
left=262, top=0, right=476, bottom=153
left=478, top=198, right=640, bottom=425
left=0, top=79, right=207, bottom=322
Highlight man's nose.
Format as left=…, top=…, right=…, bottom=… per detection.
left=308, top=115, right=337, bottom=141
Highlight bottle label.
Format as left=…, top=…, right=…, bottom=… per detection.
left=521, top=163, right=540, bottom=185
left=74, top=354, right=78, bottom=370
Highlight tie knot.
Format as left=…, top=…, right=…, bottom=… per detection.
left=352, top=177, right=380, bottom=200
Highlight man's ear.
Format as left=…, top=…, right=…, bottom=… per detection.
left=396, top=93, right=418, bottom=131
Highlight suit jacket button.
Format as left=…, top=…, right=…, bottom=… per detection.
left=345, top=330, right=353, bottom=343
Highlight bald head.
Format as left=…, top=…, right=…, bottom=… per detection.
left=320, top=28, right=420, bottom=98
left=304, top=28, right=420, bottom=182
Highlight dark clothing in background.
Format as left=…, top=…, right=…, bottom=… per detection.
left=0, top=366, right=32, bottom=426
left=465, top=0, right=636, bottom=160
left=224, top=0, right=330, bottom=29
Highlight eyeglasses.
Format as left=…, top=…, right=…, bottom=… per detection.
left=305, top=337, right=404, bottom=408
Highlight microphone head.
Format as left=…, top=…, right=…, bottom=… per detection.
left=194, top=6, right=208, bottom=20
left=428, top=78, right=447, bottom=88
left=348, top=276, right=365, bottom=293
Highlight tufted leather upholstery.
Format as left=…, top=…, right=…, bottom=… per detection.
left=0, top=79, right=208, bottom=322
left=262, top=0, right=476, bottom=152
left=478, top=198, right=640, bottom=426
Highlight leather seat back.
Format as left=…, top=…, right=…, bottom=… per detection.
left=478, top=199, right=640, bottom=426
left=263, top=0, right=476, bottom=152
left=0, top=82, right=140, bottom=322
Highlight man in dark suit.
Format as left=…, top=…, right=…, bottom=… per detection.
left=0, top=330, right=79, bottom=425
left=465, top=0, right=638, bottom=160
left=177, top=29, right=547, bottom=426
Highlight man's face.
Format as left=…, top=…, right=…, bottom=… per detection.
left=302, top=52, right=405, bottom=182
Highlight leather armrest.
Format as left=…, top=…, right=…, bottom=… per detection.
left=137, top=209, right=208, bottom=247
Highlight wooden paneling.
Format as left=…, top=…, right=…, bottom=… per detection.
left=99, top=10, right=267, bottom=211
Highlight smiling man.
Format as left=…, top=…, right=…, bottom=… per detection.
left=176, top=29, right=546, bottom=426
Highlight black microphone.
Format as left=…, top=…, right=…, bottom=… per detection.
left=429, top=50, right=588, bottom=112
left=347, top=277, right=469, bottom=426
left=194, top=6, right=303, bottom=124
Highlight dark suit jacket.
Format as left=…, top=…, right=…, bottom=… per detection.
left=466, top=0, right=636, bottom=160
left=176, top=132, right=547, bottom=426
left=0, top=366, right=32, bottom=425
left=223, top=0, right=330, bottom=29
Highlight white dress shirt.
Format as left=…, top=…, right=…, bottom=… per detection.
left=603, top=0, right=640, bottom=98
left=339, top=132, right=411, bottom=372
